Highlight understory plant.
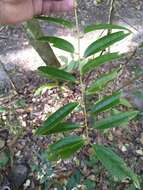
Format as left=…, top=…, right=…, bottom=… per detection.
left=34, top=3, right=141, bottom=189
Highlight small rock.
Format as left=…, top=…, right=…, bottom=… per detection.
left=8, top=164, right=28, bottom=190
left=121, top=145, right=127, bottom=152
left=23, top=179, right=31, bottom=189
left=136, top=149, right=143, bottom=156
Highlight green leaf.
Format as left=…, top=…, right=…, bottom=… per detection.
left=38, top=66, right=76, bottom=82
left=0, top=107, right=7, bottom=113
left=0, top=150, right=10, bottom=169
left=86, top=67, right=121, bottom=94
left=48, top=136, right=85, bottom=160
left=36, top=102, right=78, bottom=135
left=93, top=111, right=139, bottom=130
left=81, top=52, right=122, bottom=74
left=93, top=144, right=140, bottom=189
left=38, top=36, right=74, bottom=53
left=120, top=98, right=132, bottom=108
left=84, top=23, right=131, bottom=33
left=90, top=91, right=122, bottom=115
left=34, top=83, right=58, bottom=96
left=127, top=185, right=138, bottom=190
left=64, top=60, right=79, bottom=72
left=84, top=179, right=96, bottom=190
left=67, top=169, right=82, bottom=190
left=42, top=122, right=81, bottom=135
left=35, top=16, right=74, bottom=28
left=84, top=31, right=130, bottom=58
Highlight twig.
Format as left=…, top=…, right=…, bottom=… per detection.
left=74, top=1, right=88, bottom=138
left=117, top=16, right=139, bottom=32
left=100, top=0, right=116, bottom=56
left=107, top=0, right=115, bottom=35
left=0, top=60, right=19, bottom=95
left=117, top=73, right=143, bottom=91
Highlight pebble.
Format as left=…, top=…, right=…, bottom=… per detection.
left=121, top=145, right=127, bottom=152
left=23, top=179, right=31, bottom=189
left=136, top=149, right=143, bottom=156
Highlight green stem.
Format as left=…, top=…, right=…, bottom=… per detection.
left=74, top=1, right=89, bottom=138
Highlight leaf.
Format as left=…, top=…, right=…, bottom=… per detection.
left=90, top=91, right=122, bottom=115
left=0, top=107, right=7, bottom=113
left=38, top=66, right=76, bottom=82
left=84, top=23, right=131, bottom=33
left=36, top=102, right=78, bottom=135
left=64, top=60, right=79, bottom=72
left=0, top=150, right=10, bottom=169
left=48, top=136, right=85, bottom=160
left=34, top=83, right=58, bottom=96
left=120, top=98, right=132, bottom=108
left=93, top=144, right=140, bottom=189
left=67, top=169, right=82, bottom=190
left=42, top=122, right=81, bottom=135
left=84, top=31, right=130, bottom=58
left=81, top=52, right=122, bottom=74
left=86, top=67, right=121, bottom=94
left=93, top=111, right=139, bottom=130
left=35, top=16, right=74, bottom=28
left=127, top=185, right=138, bottom=190
left=84, top=179, right=96, bottom=190
left=38, top=36, right=74, bottom=53
left=14, top=99, right=26, bottom=108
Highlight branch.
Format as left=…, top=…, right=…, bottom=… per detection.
left=24, top=19, right=60, bottom=67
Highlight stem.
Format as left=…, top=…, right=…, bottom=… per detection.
left=74, top=1, right=80, bottom=60
left=74, top=1, right=89, bottom=138
left=80, top=75, right=89, bottom=137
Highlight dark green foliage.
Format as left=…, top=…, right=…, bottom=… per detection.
left=36, top=102, right=78, bottom=135
left=38, top=36, right=74, bottom=53
left=93, top=144, right=140, bottom=189
left=84, top=23, right=131, bottom=33
left=84, top=31, right=130, bottom=58
left=93, top=111, right=138, bottom=130
left=38, top=66, right=76, bottom=82
left=35, top=16, right=140, bottom=188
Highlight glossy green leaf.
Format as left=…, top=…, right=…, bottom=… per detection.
left=48, top=136, right=85, bottom=160
left=34, top=83, right=58, bottom=96
left=42, top=122, right=81, bottom=135
left=84, top=23, right=131, bottom=33
left=86, top=67, right=121, bottom=94
left=36, top=102, right=78, bottom=135
left=94, top=111, right=139, bottom=130
left=38, top=36, right=74, bottom=53
left=38, top=66, right=76, bottom=82
left=93, top=144, right=140, bottom=189
left=82, top=53, right=122, bottom=74
left=35, top=16, right=74, bottom=28
left=84, top=31, right=130, bottom=58
left=91, top=91, right=122, bottom=115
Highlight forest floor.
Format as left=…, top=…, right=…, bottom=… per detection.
left=0, top=0, right=143, bottom=189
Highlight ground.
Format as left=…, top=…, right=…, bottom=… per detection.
left=0, top=0, right=143, bottom=190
